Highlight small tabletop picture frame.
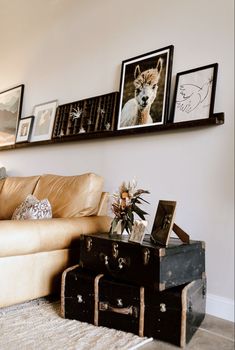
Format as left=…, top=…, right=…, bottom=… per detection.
left=171, top=63, right=218, bottom=123
left=150, top=200, right=177, bottom=246
left=30, top=100, right=58, bottom=142
left=16, top=116, right=34, bottom=143
left=129, top=220, right=148, bottom=244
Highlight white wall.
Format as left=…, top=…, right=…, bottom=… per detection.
left=0, top=0, right=234, bottom=321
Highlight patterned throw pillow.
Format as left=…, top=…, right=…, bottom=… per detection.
left=11, top=194, right=52, bottom=220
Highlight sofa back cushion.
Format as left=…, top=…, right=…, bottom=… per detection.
left=32, top=173, right=104, bottom=218
left=0, top=176, right=40, bottom=219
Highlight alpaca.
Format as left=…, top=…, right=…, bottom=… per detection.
left=120, top=57, right=163, bottom=127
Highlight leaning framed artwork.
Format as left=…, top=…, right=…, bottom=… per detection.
left=129, top=220, right=148, bottom=244
left=53, top=92, right=118, bottom=138
left=0, top=84, right=24, bottom=147
left=117, top=45, right=174, bottom=130
left=16, top=116, right=34, bottom=143
left=171, top=63, right=218, bottom=123
left=150, top=200, right=177, bottom=246
left=30, top=100, right=58, bottom=142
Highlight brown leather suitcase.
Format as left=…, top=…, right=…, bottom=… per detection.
left=79, top=233, right=205, bottom=291
left=61, top=265, right=206, bottom=347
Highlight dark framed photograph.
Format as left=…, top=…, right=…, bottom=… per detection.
left=150, top=200, right=177, bottom=246
left=0, top=84, right=24, bottom=147
left=16, top=116, right=34, bottom=143
left=117, top=45, right=174, bottom=130
left=30, top=100, right=58, bottom=142
left=52, top=92, right=118, bottom=138
left=171, top=63, right=218, bottom=123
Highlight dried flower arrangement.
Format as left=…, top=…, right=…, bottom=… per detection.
left=109, top=179, right=149, bottom=236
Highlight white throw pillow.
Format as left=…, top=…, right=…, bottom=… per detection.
left=11, top=194, right=52, bottom=220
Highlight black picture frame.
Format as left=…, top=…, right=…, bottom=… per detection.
left=52, top=92, right=118, bottom=138
left=170, top=63, right=218, bottom=123
left=117, top=45, right=174, bottom=130
left=16, top=116, right=34, bottom=143
left=150, top=200, right=177, bottom=246
left=0, top=84, right=24, bottom=147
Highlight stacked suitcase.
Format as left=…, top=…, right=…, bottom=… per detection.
left=61, top=233, right=206, bottom=347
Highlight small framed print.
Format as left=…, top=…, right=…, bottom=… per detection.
left=171, top=63, right=218, bottom=123
left=129, top=220, right=148, bottom=244
left=117, top=46, right=174, bottom=130
left=150, top=200, right=177, bottom=246
left=30, top=100, right=58, bottom=142
left=16, top=116, right=34, bottom=143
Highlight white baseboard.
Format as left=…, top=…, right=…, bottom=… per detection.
left=206, top=293, right=234, bottom=322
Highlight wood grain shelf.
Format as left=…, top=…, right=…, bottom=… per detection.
left=0, top=113, right=224, bottom=151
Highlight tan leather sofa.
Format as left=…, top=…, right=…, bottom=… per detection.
left=0, top=173, right=111, bottom=308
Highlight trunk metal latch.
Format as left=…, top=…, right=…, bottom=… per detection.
left=160, top=303, right=167, bottom=312
left=85, top=237, right=93, bottom=252
left=77, top=294, right=83, bottom=303
left=112, top=242, right=119, bottom=259
left=142, top=248, right=150, bottom=265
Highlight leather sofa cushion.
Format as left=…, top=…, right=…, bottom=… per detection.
left=0, top=176, right=40, bottom=220
left=33, top=173, right=104, bottom=218
left=0, top=216, right=111, bottom=258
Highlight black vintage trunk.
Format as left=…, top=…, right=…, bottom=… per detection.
left=144, top=278, right=206, bottom=346
left=61, top=265, right=96, bottom=324
left=79, top=233, right=205, bottom=291
left=61, top=266, right=206, bottom=347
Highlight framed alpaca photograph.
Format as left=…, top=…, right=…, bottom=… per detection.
left=117, top=46, right=174, bottom=130
left=30, top=100, right=58, bottom=142
left=171, top=63, right=218, bottom=123
left=16, top=116, right=34, bottom=143
left=0, top=84, right=24, bottom=147
left=150, top=200, right=177, bottom=246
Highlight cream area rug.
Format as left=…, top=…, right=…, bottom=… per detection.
left=0, top=297, right=152, bottom=350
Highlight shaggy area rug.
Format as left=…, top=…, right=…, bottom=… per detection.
left=0, top=297, right=152, bottom=350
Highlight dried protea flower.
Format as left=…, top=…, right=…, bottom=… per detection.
left=109, top=179, right=149, bottom=236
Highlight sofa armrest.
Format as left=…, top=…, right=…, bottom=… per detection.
left=97, top=192, right=109, bottom=216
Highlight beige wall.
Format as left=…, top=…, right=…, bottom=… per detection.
left=0, top=0, right=234, bottom=320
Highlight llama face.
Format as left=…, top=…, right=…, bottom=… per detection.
left=133, top=58, right=163, bottom=110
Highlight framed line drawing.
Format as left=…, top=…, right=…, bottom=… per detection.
left=30, top=100, right=58, bottom=142
left=171, top=63, right=218, bottom=123
left=150, top=200, right=177, bottom=246
left=16, top=116, right=34, bottom=143
left=117, top=45, right=174, bottom=130
left=0, top=84, right=24, bottom=147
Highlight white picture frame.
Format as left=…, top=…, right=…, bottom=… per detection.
left=30, top=100, right=58, bottom=142
left=129, top=220, right=148, bottom=244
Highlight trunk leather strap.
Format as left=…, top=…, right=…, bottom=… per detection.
left=94, top=274, right=104, bottom=326
left=139, top=287, right=145, bottom=337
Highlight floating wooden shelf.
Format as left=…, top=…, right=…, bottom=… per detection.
left=0, top=113, right=224, bottom=151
